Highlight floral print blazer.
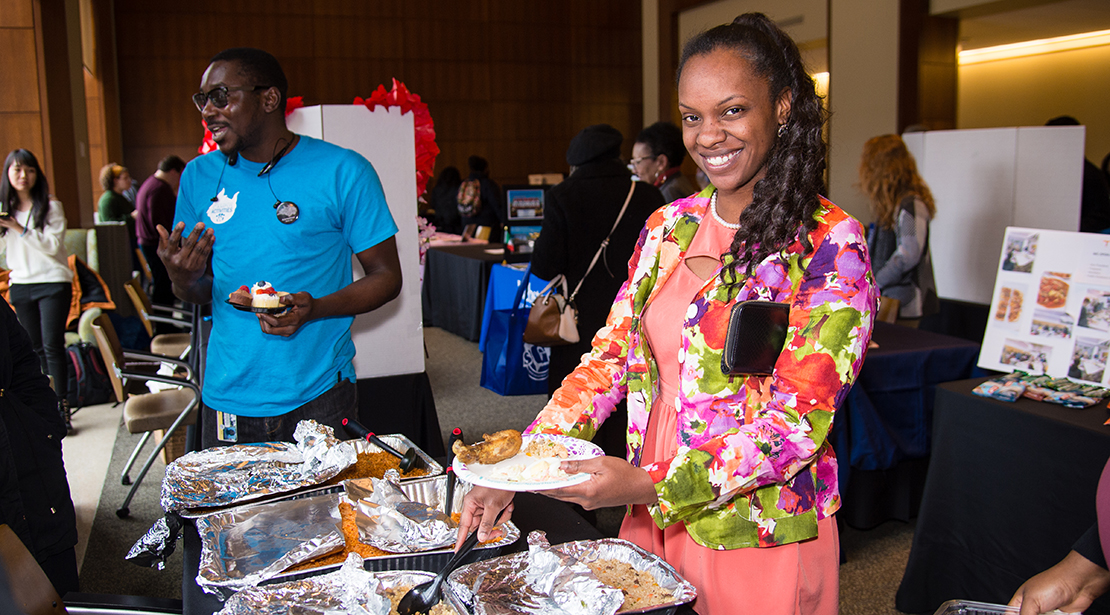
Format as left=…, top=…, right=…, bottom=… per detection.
left=525, top=188, right=878, bottom=549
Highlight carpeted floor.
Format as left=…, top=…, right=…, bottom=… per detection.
left=74, top=326, right=922, bottom=613
left=78, top=421, right=182, bottom=599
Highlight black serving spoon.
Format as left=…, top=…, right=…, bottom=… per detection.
left=341, top=418, right=424, bottom=472
left=397, top=507, right=505, bottom=615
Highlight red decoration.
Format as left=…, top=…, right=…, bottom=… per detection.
left=354, top=79, right=439, bottom=197
left=196, top=82, right=439, bottom=198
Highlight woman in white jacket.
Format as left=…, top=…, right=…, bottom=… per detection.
left=0, top=149, right=71, bottom=428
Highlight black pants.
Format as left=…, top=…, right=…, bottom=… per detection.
left=201, top=378, right=357, bottom=448
left=10, top=283, right=71, bottom=401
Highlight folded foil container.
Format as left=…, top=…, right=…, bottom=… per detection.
left=217, top=554, right=461, bottom=615
left=197, top=474, right=517, bottom=597
left=171, top=432, right=442, bottom=517
left=445, top=535, right=697, bottom=615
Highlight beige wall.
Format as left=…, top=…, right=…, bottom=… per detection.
left=642, top=0, right=660, bottom=124
left=958, top=43, right=1110, bottom=164
left=679, top=0, right=827, bottom=48
left=827, top=0, right=900, bottom=222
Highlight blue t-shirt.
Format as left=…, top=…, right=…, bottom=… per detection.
left=175, top=135, right=398, bottom=417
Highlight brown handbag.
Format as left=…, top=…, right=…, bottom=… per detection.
left=524, top=275, right=579, bottom=346
left=523, top=181, right=637, bottom=346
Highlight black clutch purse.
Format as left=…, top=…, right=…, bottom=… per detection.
left=720, top=301, right=790, bottom=375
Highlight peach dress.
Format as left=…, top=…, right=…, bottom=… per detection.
left=620, top=210, right=840, bottom=615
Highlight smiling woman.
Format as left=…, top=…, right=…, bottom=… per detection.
left=456, top=13, right=877, bottom=615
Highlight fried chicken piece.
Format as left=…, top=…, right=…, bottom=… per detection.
left=452, top=429, right=523, bottom=465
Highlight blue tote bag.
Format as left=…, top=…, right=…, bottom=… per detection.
left=480, top=264, right=549, bottom=396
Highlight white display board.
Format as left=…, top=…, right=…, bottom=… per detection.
left=903, top=126, right=1084, bottom=305
left=286, top=105, right=424, bottom=378
left=978, top=227, right=1110, bottom=385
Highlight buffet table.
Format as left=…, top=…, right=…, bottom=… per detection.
left=833, top=322, right=984, bottom=529
left=895, top=378, right=1110, bottom=615
left=421, top=244, right=529, bottom=341
left=181, top=492, right=605, bottom=614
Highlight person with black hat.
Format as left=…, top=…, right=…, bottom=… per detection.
left=529, top=124, right=665, bottom=459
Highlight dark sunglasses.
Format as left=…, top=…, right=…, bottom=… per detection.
left=192, top=85, right=269, bottom=112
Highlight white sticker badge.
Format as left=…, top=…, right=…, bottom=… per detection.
left=207, top=189, right=239, bottom=224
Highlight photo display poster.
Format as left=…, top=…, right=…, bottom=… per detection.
left=979, top=227, right=1110, bottom=385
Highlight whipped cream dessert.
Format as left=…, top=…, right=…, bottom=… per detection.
left=250, top=281, right=281, bottom=308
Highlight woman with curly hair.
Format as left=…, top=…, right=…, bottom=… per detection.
left=859, top=134, right=938, bottom=323
left=97, top=162, right=133, bottom=223
left=458, top=13, right=876, bottom=614
left=0, top=149, right=72, bottom=428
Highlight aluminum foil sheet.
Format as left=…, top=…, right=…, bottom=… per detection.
left=216, top=553, right=402, bottom=615
left=160, top=420, right=357, bottom=512
left=125, top=513, right=184, bottom=570
left=445, top=531, right=624, bottom=615
left=196, top=491, right=346, bottom=597
left=347, top=474, right=457, bottom=553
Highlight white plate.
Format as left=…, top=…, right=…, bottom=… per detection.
left=452, top=434, right=602, bottom=492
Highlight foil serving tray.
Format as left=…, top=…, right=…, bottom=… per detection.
left=180, top=434, right=442, bottom=519
left=198, top=474, right=518, bottom=591
left=445, top=537, right=697, bottom=615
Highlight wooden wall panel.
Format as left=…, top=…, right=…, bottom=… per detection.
left=0, top=114, right=45, bottom=162
left=0, top=28, right=40, bottom=111
left=113, top=0, right=642, bottom=186
left=0, top=0, right=34, bottom=27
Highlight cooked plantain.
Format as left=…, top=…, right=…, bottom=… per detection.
left=451, top=429, right=523, bottom=465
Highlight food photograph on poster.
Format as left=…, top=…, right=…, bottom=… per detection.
left=1069, top=337, right=1109, bottom=383
left=1036, top=271, right=1070, bottom=309
left=993, top=284, right=1027, bottom=327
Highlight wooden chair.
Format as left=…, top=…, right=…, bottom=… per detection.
left=91, top=314, right=199, bottom=518
left=877, top=296, right=901, bottom=324
left=123, top=275, right=193, bottom=361
left=0, top=525, right=65, bottom=615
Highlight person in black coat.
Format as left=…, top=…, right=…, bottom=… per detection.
left=0, top=297, right=78, bottom=596
left=429, top=166, right=462, bottom=235
left=459, top=156, right=505, bottom=241
left=530, top=124, right=665, bottom=459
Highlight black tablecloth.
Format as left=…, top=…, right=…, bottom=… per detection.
left=180, top=492, right=603, bottom=614
left=421, top=244, right=528, bottom=341
left=356, top=372, right=444, bottom=458
left=895, top=378, right=1110, bottom=615
left=833, top=322, right=984, bottom=529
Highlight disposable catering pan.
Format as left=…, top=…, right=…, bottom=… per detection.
left=180, top=434, right=442, bottom=519
left=198, top=474, right=518, bottom=592
left=220, top=569, right=464, bottom=614
left=445, top=537, right=697, bottom=615
left=273, top=475, right=516, bottom=578
left=932, top=600, right=1069, bottom=615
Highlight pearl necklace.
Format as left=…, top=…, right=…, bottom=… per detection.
left=710, top=191, right=740, bottom=230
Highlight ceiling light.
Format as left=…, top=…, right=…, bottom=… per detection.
left=959, top=28, right=1110, bottom=65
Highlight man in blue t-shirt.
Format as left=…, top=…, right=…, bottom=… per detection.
left=157, top=47, right=401, bottom=448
